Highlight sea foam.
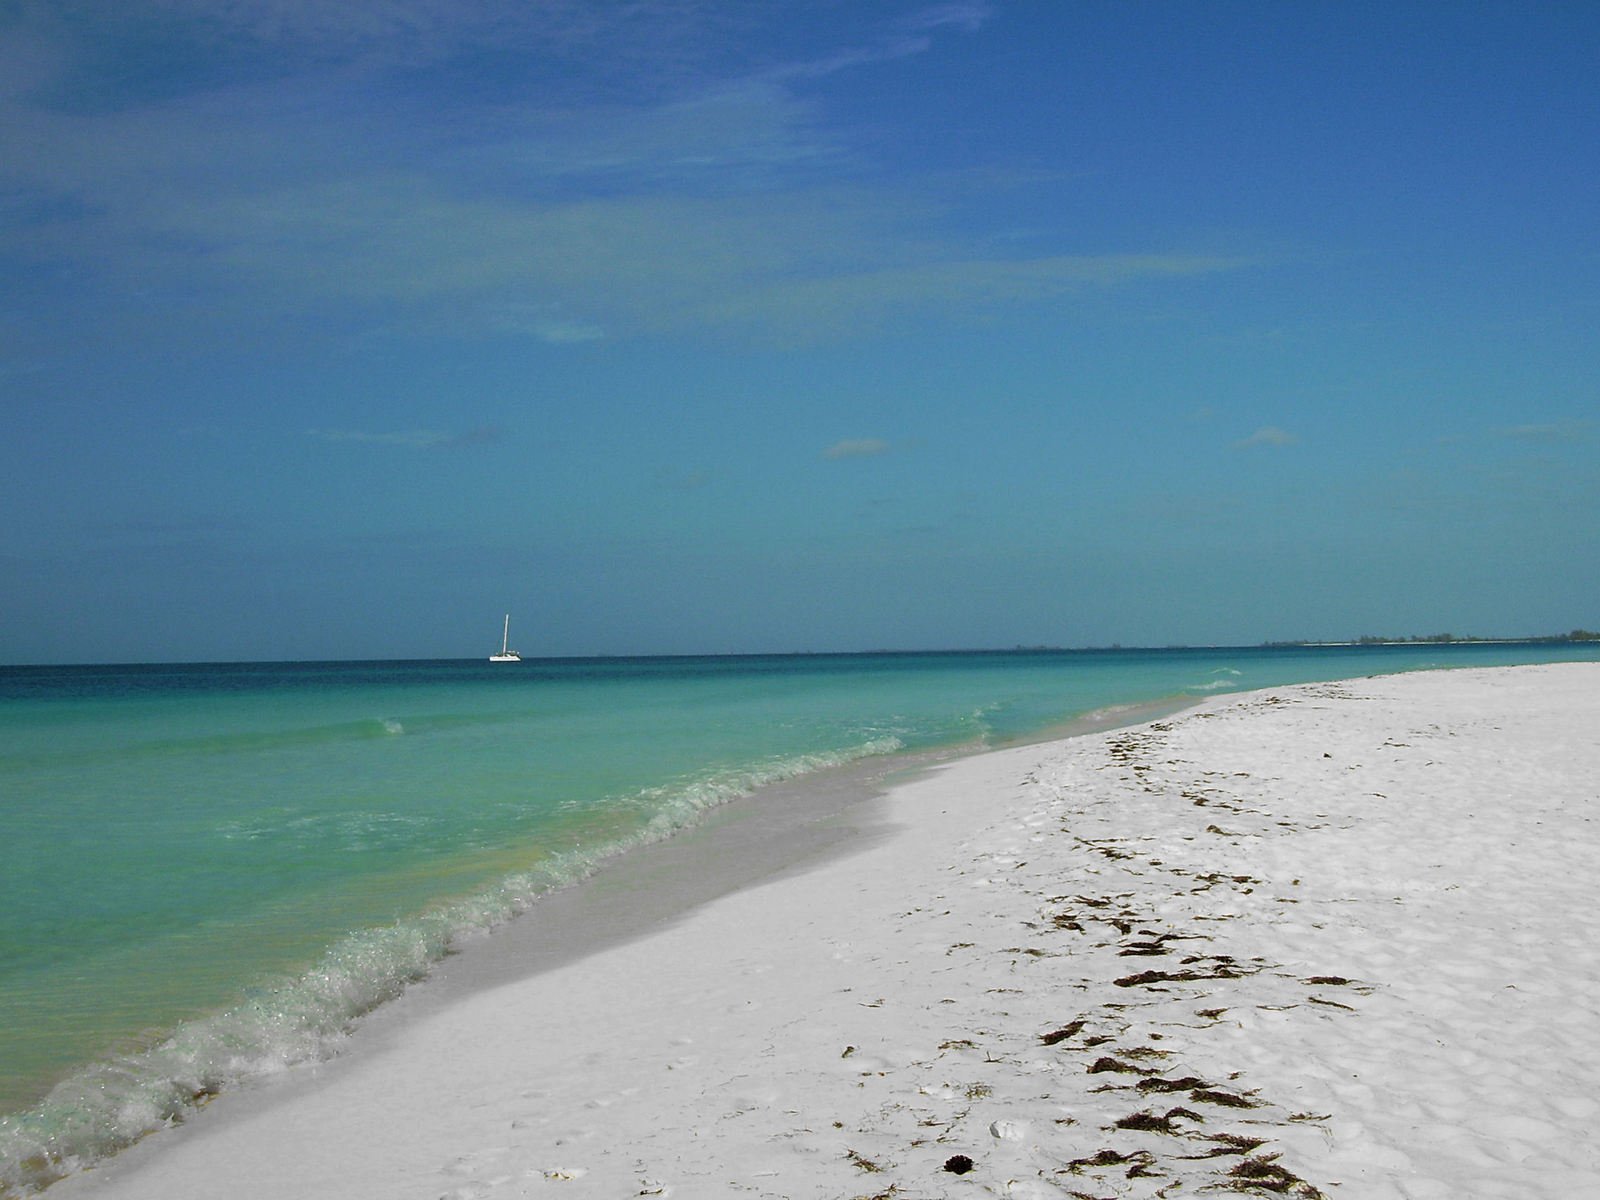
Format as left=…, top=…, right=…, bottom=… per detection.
left=0, top=735, right=901, bottom=1196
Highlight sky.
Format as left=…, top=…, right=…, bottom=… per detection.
left=2, top=0, right=1596, bottom=663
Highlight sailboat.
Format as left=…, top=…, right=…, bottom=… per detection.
left=489, top=613, right=522, bottom=663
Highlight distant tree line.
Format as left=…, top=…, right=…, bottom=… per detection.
left=1348, top=629, right=1599, bottom=645
left=1354, top=633, right=1477, bottom=644
left=1261, top=629, right=1599, bottom=648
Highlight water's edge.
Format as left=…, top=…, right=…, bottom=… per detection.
left=16, top=641, right=1600, bottom=1194
left=36, top=694, right=1195, bottom=1195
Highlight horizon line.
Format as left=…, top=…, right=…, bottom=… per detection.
left=4, top=633, right=1596, bottom=671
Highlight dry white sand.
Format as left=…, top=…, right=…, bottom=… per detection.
left=52, top=663, right=1600, bottom=1199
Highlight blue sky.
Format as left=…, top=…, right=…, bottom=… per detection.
left=2, top=0, right=1596, bottom=662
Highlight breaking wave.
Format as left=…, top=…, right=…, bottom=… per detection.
left=0, top=735, right=902, bottom=1196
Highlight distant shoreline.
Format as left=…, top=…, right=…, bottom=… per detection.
left=6, top=632, right=1597, bottom=670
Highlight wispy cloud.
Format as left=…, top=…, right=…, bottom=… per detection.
left=766, top=3, right=992, bottom=82
left=308, top=426, right=503, bottom=448
left=1496, top=421, right=1589, bottom=443
left=23, top=156, right=1245, bottom=343
left=696, top=251, right=1248, bottom=341
left=824, top=438, right=892, bottom=460
left=654, top=467, right=713, bottom=492
left=16, top=1, right=722, bottom=78
left=516, top=315, right=606, bottom=344
left=906, top=3, right=993, bottom=33
left=0, top=1, right=1253, bottom=349
left=1234, top=426, right=1299, bottom=449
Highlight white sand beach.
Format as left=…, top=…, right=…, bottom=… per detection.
left=51, top=663, right=1600, bottom=1199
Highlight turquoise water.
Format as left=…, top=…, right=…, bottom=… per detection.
left=3, top=643, right=1597, bottom=1190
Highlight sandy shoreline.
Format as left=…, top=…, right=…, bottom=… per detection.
left=48, top=663, right=1600, bottom=1199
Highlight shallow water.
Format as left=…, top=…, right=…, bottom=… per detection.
left=3, top=643, right=1596, bottom=1190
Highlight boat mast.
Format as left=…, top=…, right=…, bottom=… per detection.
left=501, top=613, right=511, bottom=655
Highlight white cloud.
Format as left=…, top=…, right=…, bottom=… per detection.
left=23, top=1, right=651, bottom=69
left=1497, top=422, right=1588, bottom=443
left=1234, top=426, right=1298, bottom=449
left=654, top=467, right=713, bottom=491
left=0, top=1, right=1254, bottom=349
left=531, top=319, right=606, bottom=344
left=759, top=2, right=991, bottom=83
left=693, top=250, right=1248, bottom=342
left=824, top=438, right=891, bottom=460
left=307, top=426, right=501, bottom=448
left=906, top=3, right=993, bottom=33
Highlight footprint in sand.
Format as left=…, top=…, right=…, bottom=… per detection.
left=438, top=1148, right=525, bottom=1198
left=441, top=1150, right=503, bottom=1176
left=583, top=1087, right=639, bottom=1111
left=530, top=1166, right=589, bottom=1182
left=549, top=1125, right=599, bottom=1147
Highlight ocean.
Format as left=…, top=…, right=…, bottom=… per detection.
left=3, top=642, right=1597, bottom=1191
